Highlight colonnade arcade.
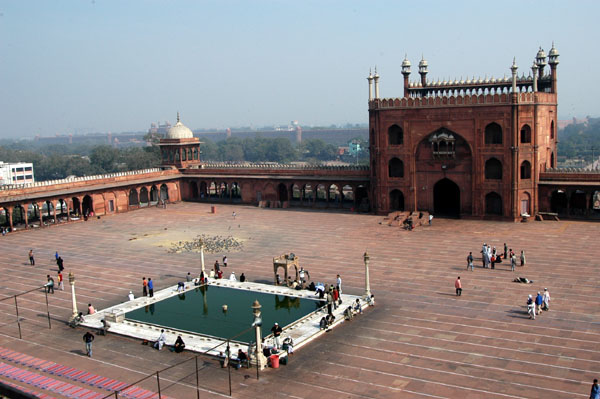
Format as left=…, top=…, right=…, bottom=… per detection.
left=549, top=188, right=600, bottom=218
left=185, top=179, right=370, bottom=211
left=0, top=195, right=93, bottom=231
left=0, top=183, right=172, bottom=231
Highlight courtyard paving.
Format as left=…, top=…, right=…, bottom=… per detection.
left=0, top=202, right=598, bottom=398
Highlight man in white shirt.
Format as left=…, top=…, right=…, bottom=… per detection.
left=154, top=330, right=167, bottom=350
left=336, top=274, right=342, bottom=294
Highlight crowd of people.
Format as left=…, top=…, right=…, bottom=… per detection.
left=468, top=243, right=526, bottom=272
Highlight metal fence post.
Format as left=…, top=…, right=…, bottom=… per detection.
left=156, top=371, right=161, bottom=399
left=14, top=296, right=21, bottom=339
left=195, top=356, right=200, bottom=399
left=227, top=340, right=232, bottom=396
left=44, top=289, right=51, bottom=329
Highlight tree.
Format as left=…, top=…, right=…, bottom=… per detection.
left=90, top=145, right=119, bottom=172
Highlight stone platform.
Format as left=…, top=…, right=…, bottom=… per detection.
left=0, top=202, right=598, bottom=398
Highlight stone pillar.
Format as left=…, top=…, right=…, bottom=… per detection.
left=36, top=202, right=44, bottom=227
left=52, top=200, right=58, bottom=224
left=69, top=273, right=78, bottom=322
left=251, top=300, right=268, bottom=370
left=6, top=206, right=13, bottom=231
left=23, top=205, right=29, bottom=229
left=363, top=251, right=371, bottom=299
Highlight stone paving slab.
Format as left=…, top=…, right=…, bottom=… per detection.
left=0, top=202, right=598, bottom=398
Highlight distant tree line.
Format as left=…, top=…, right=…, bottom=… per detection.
left=558, top=117, right=600, bottom=162
left=0, top=136, right=369, bottom=182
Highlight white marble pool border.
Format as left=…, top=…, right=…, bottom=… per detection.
left=80, top=278, right=369, bottom=358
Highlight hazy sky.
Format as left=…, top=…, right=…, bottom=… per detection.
left=0, top=0, right=597, bottom=138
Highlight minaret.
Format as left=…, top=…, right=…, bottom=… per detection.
left=367, top=69, right=374, bottom=101
left=535, top=47, right=547, bottom=89
left=510, top=58, right=518, bottom=93
left=531, top=60, right=538, bottom=92
left=401, top=55, right=411, bottom=97
left=548, top=42, right=559, bottom=93
left=418, top=56, right=428, bottom=87
left=373, top=67, right=380, bottom=99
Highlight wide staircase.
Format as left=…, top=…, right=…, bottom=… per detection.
left=0, top=347, right=171, bottom=399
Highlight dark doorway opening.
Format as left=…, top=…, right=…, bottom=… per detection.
left=434, top=178, right=460, bottom=217
left=278, top=183, right=288, bottom=202
left=389, top=190, right=404, bottom=211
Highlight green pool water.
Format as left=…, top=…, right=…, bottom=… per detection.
left=125, top=285, right=323, bottom=343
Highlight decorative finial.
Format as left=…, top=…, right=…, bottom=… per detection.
left=177, top=111, right=180, bottom=123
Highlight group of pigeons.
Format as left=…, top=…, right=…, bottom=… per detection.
left=168, top=234, right=243, bottom=254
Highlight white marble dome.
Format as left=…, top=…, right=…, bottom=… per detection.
left=166, top=113, right=193, bottom=139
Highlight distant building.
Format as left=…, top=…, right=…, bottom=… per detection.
left=0, top=162, right=35, bottom=185
left=148, top=121, right=172, bottom=135
left=348, top=140, right=361, bottom=156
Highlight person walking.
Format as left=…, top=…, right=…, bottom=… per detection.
left=214, top=260, right=221, bottom=274
left=503, top=243, right=508, bottom=259
left=142, top=277, right=148, bottom=296
left=222, top=256, right=228, bottom=268
left=467, top=252, right=474, bottom=271
left=428, top=214, right=433, bottom=226
left=45, top=275, right=54, bottom=294
left=511, top=254, right=516, bottom=272
left=336, top=274, right=342, bottom=294
left=535, top=292, right=543, bottom=315
left=83, top=331, right=95, bottom=357
left=455, top=277, right=462, bottom=296
left=148, top=278, right=154, bottom=297
left=57, top=271, right=64, bottom=290
left=326, top=288, right=333, bottom=315
left=527, top=295, right=535, bottom=320
left=542, top=288, right=551, bottom=311
left=520, top=250, right=526, bottom=266
left=590, top=378, right=599, bottom=399
left=56, top=256, right=64, bottom=272
left=28, top=249, right=35, bottom=265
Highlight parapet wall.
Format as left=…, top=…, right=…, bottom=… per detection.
left=0, top=168, right=180, bottom=198
left=540, top=168, right=600, bottom=182
left=369, top=92, right=556, bottom=110
left=183, top=163, right=370, bottom=178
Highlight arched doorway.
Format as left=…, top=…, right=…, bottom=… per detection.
left=27, top=203, right=40, bottom=224
left=290, top=184, right=301, bottom=203
left=57, top=199, right=68, bottom=219
left=129, top=189, right=139, bottom=207
left=329, top=184, right=340, bottom=204
left=389, top=189, right=404, bottom=211
left=199, top=182, right=208, bottom=199
left=82, top=195, right=93, bottom=216
left=550, top=190, right=568, bottom=214
left=150, top=186, right=159, bottom=204
left=160, top=184, right=169, bottom=201
left=485, top=192, right=503, bottom=216
left=342, top=185, right=354, bottom=208
left=12, top=205, right=25, bottom=227
left=71, top=197, right=81, bottom=217
left=190, top=181, right=199, bottom=199
left=570, top=190, right=587, bottom=216
left=139, top=187, right=149, bottom=207
left=434, top=178, right=460, bottom=216
left=355, top=185, right=369, bottom=212
left=278, top=183, right=288, bottom=202
left=231, top=182, right=241, bottom=200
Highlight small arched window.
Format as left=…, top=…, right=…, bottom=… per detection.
left=484, top=122, right=503, bottom=145
left=550, top=120, right=555, bottom=140
left=520, top=124, right=531, bottom=144
left=388, top=158, right=404, bottom=178
left=388, top=125, right=403, bottom=145
left=485, top=158, right=503, bottom=179
left=520, top=160, right=531, bottom=179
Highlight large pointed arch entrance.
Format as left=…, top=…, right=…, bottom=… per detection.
left=434, top=178, right=460, bottom=217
